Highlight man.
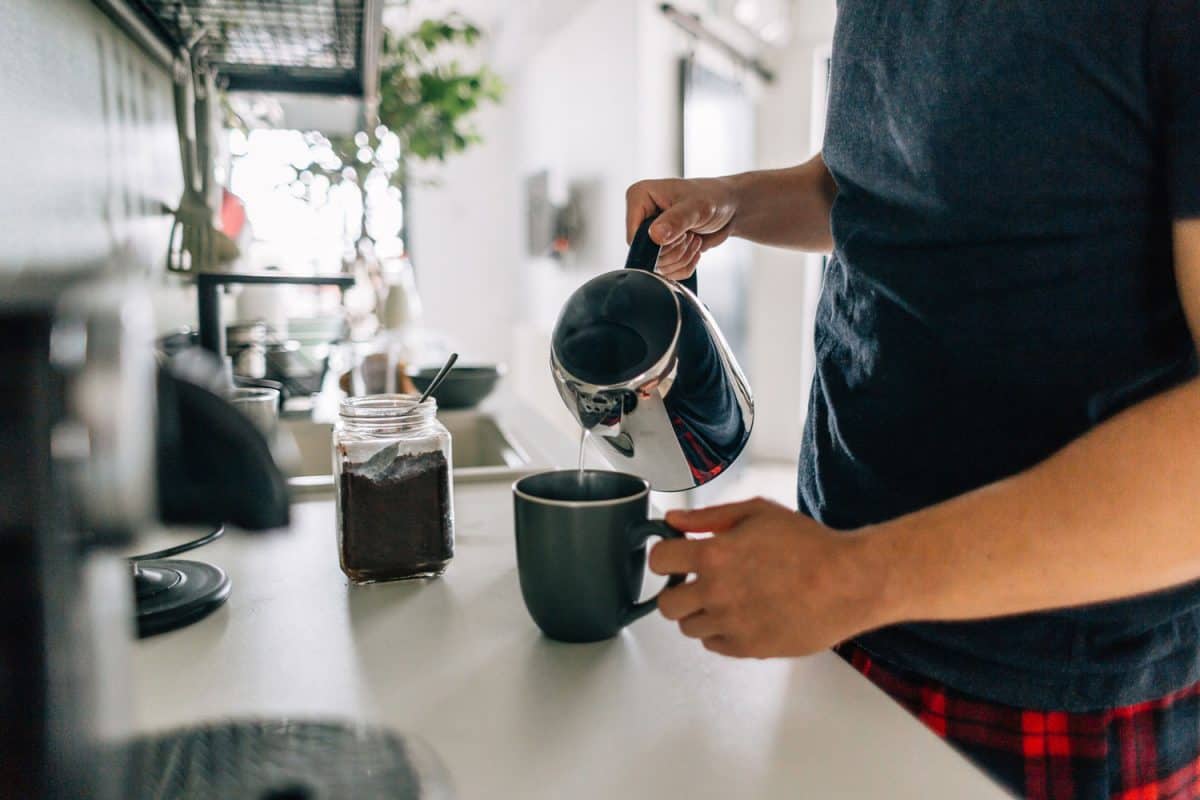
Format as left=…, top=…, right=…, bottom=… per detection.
left=626, top=3, right=1200, bottom=798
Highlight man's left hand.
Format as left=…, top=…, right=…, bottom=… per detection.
left=650, top=498, right=893, bottom=658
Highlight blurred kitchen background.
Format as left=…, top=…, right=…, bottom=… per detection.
left=1, top=0, right=837, bottom=505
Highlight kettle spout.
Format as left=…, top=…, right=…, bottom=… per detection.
left=557, top=383, right=631, bottom=436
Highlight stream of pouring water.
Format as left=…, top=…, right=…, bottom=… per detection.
left=577, top=427, right=589, bottom=476
left=577, top=404, right=624, bottom=481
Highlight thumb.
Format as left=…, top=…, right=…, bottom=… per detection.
left=649, top=198, right=712, bottom=246
left=665, top=498, right=767, bottom=534
left=626, top=193, right=662, bottom=245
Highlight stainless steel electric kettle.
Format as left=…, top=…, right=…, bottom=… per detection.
left=551, top=215, right=754, bottom=491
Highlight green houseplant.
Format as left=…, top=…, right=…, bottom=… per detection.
left=294, top=12, right=504, bottom=251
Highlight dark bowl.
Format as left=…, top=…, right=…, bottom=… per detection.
left=409, top=364, right=505, bottom=410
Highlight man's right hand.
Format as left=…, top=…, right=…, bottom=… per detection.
left=625, top=177, right=740, bottom=281
left=626, top=157, right=838, bottom=260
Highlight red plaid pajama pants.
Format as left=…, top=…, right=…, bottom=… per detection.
left=837, top=642, right=1200, bottom=800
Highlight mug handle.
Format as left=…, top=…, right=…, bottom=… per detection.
left=623, top=519, right=687, bottom=626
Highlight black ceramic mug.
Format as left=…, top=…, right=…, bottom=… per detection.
left=513, top=470, right=687, bottom=642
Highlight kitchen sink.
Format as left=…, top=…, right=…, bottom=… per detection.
left=281, top=409, right=535, bottom=495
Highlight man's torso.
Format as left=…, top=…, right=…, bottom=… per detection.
left=804, top=0, right=1199, bottom=710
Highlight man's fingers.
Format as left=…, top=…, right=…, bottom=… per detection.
left=661, top=249, right=701, bottom=281
left=662, top=230, right=700, bottom=261
left=648, top=537, right=702, bottom=575
left=665, top=234, right=703, bottom=268
left=665, top=498, right=769, bottom=534
left=681, top=609, right=724, bottom=642
left=678, top=611, right=724, bottom=640
left=649, top=198, right=716, bottom=246
left=657, top=232, right=696, bottom=265
left=657, top=233, right=702, bottom=274
left=657, top=579, right=704, bottom=621
left=702, top=635, right=742, bottom=657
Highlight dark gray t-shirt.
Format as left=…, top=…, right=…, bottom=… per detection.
left=801, top=1, right=1200, bottom=710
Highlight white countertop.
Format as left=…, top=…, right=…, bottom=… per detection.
left=131, top=480, right=1008, bottom=800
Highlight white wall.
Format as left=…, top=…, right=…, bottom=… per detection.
left=0, top=0, right=180, bottom=279
left=406, top=100, right=521, bottom=367
left=515, top=0, right=640, bottom=329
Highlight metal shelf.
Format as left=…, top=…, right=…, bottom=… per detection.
left=116, top=0, right=383, bottom=96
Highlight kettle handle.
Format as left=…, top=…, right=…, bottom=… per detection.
left=625, top=214, right=699, bottom=295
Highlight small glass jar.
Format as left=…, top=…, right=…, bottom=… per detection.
left=333, top=395, right=454, bottom=583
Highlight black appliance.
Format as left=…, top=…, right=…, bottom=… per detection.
left=0, top=272, right=292, bottom=798
left=1, top=1, right=444, bottom=795
left=135, top=345, right=292, bottom=638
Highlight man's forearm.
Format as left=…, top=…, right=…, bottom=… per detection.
left=865, top=377, right=1200, bottom=628
left=727, top=153, right=837, bottom=252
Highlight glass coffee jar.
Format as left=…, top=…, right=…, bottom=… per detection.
left=334, top=395, right=454, bottom=583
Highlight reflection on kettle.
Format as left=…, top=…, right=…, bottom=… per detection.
left=551, top=217, right=754, bottom=491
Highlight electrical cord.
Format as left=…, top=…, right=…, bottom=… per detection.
left=129, top=524, right=225, bottom=562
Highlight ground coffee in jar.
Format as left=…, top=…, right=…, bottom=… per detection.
left=334, top=395, right=454, bottom=582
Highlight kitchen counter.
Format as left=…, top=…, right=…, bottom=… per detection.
left=132, top=479, right=1008, bottom=799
